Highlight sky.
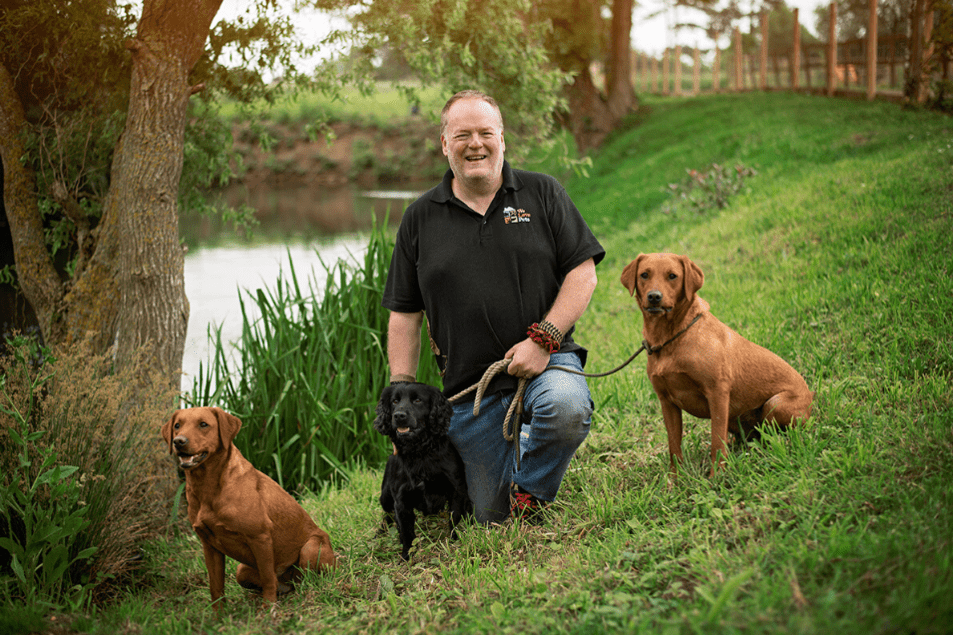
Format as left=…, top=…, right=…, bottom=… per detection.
left=632, top=0, right=831, bottom=55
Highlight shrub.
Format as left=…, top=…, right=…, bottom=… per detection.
left=662, top=162, right=757, bottom=215
left=0, top=337, right=179, bottom=608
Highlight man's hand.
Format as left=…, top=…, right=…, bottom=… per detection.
left=505, top=338, right=550, bottom=379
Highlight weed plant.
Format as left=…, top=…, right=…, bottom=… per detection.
left=188, top=222, right=442, bottom=493
left=6, top=92, right=951, bottom=634
left=0, top=337, right=178, bottom=611
left=661, top=162, right=758, bottom=215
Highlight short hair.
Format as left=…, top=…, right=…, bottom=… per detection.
left=440, top=90, right=504, bottom=137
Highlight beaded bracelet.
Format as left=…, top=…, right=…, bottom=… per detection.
left=527, top=321, right=563, bottom=354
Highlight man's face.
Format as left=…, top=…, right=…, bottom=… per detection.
left=441, top=98, right=505, bottom=186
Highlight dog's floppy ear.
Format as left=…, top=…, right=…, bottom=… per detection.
left=160, top=411, right=180, bottom=454
left=430, top=388, right=453, bottom=436
left=620, top=254, right=647, bottom=298
left=373, top=385, right=394, bottom=435
left=213, top=407, right=242, bottom=447
left=680, top=255, right=705, bottom=303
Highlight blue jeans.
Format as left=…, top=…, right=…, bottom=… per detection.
left=448, top=351, right=594, bottom=523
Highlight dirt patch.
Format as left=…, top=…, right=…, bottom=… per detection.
left=232, top=118, right=446, bottom=190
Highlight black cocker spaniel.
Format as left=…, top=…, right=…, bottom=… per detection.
left=373, top=382, right=471, bottom=561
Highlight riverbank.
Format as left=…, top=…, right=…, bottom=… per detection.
left=15, top=91, right=953, bottom=634
left=231, top=116, right=445, bottom=191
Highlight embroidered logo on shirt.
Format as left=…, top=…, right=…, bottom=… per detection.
left=503, top=206, right=531, bottom=224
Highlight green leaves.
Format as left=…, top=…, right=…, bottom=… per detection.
left=0, top=396, right=98, bottom=610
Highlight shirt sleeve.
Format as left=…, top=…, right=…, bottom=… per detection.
left=382, top=208, right=425, bottom=313
left=547, top=177, right=606, bottom=276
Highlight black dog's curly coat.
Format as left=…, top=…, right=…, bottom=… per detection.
left=373, top=382, right=471, bottom=560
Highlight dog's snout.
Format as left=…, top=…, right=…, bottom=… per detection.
left=647, top=290, right=663, bottom=305
left=173, top=435, right=188, bottom=448
left=392, top=411, right=408, bottom=423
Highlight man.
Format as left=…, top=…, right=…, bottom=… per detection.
left=382, top=90, right=605, bottom=524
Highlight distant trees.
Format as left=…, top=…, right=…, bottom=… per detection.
left=317, top=0, right=640, bottom=152
left=540, top=0, right=639, bottom=151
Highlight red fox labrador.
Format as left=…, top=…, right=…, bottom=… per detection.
left=621, top=253, right=813, bottom=475
left=161, top=407, right=335, bottom=607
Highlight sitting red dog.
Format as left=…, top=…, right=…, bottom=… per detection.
left=621, top=253, right=814, bottom=475
left=161, top=407, right=336, bottom=607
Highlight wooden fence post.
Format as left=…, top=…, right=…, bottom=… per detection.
left=663, top=48, right=671, bottom=95
left=867, top=0, right=878, bottom=99
left=734, top=27, right=743, bottom=90
left=792, top=8, right=801, bottom=90
left=652, top=55, right=659, bottom=93
left=674, top=45, right=683, bottom=96
left=760, top=10, right=769, bottom=89
left=922, top=0, right=935, bottom=103
left=714, top=46, right=722, bottom=92
left=636, top=53, right=643, bottom=92
left=645, top=54, right=652, bottom=93
left=693, top=47, right=701, bottom=95
left=827, top=2, right=837, bottom=96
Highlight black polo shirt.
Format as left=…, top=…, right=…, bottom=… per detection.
left=383, top=161, right=605, bottom=397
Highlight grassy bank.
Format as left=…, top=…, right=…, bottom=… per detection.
left=17, top=92, right=953, bottom=634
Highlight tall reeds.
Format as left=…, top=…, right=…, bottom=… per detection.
left=189, top=222, right=441, bottom=493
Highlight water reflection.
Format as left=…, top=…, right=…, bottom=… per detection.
left=181, top=183, right=428, bottom=394
left=186, top=183, right=427, bottom=242
left=182, top=236, right=369, bottom=394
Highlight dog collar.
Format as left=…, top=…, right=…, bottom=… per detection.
left=644, top=313, right=704, bottom=355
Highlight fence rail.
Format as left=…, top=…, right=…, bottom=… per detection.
left=634, top=0, right=945, bottom=103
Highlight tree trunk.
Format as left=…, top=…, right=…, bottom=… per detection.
left=906, top=0, right=926, bottom=102
left=111, top=0, right=222, bottom=386
left=605, top=0, right=637, bottom=119
left=2, top=0, right=222, bottom=392
left=563, top=64, right=617, bottom=153
left=0, top=63, right=65, bottom=344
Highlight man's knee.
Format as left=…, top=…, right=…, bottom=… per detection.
left=532, top=388, right=593, bottom=437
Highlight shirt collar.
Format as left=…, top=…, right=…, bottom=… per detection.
left=431, top=160, right=521, bottom=204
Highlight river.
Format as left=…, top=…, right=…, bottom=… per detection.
left=180, top=185, right=423, bottom=394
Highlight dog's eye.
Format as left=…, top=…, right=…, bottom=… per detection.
left=413, top=398, right=423, bottom=404
left=668, top=273, right=678, bottom=280
left=173, top=422, right=180, bottom=430
left=199, top=421, right=209, bottom=428
left=640, top=271, right=649, bottom=279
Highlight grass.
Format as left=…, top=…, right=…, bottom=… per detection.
left=4, top=91, right=951, bottom=634
left=217, top=82, right=448, bottom=127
